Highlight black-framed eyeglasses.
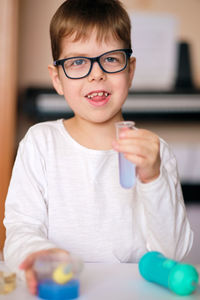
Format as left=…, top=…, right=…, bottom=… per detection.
left=54, top=48, right=133, bottom=79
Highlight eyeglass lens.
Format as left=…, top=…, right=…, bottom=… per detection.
left=63, top=50, right=127, bottom=79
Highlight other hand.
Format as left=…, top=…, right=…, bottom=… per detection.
left=19, top=248, right=69, bottom=295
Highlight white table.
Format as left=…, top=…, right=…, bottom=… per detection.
left=0, top=262, right=200, bottom=299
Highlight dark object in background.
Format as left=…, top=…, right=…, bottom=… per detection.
left=175, top=42, right=194, bottom=89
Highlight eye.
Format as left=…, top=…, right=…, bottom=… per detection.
left=105, top=56, right=118, bottom=63
left=72, top=59, right=85, bottom=66
left=65, top=58, right=88, bottom=68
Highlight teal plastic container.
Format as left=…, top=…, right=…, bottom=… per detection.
left=139, top=251, right=199, bottom=296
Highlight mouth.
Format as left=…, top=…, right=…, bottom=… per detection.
left=85, top=90, right=110, bottom=107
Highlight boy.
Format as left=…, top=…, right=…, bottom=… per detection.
left=4, top=0, right=193, bottom=295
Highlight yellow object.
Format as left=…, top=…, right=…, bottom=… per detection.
left=52, top=265, right=74, bottom=284
left=0, top=271, right=16, bottom=294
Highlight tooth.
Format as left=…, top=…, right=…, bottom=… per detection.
left=87, top=92, right=109, bottom=98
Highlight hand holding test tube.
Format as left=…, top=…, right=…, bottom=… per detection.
left=115, top=121, right=136, bottom=189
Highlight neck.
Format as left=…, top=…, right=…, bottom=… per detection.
left=63, top=113, right=124, bottom=150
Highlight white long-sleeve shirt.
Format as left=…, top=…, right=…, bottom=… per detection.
left=3, top=119, right=193, bottom=275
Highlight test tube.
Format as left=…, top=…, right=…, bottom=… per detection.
left=115, top=121, right=136, bottom=189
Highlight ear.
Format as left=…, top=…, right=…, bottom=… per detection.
left=48, top=64, right=64, bottom=95
left=128, top=57, right=136, bottom=88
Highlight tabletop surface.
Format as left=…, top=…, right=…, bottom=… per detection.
left=0, top=262, right=200, bottom=300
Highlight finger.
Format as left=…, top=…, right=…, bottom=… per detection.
left=19, top=253, right=36, bottom=270
left=116, top=141, right=152, bottom=158
left=117, top=135, right=160, bottom=153
left=26, top=269, right=37, bottom=295
left=124, top=153, right=144, bottom=166
left=19, top=248, right=58, bottom=270
left=120, top=128, right=158, bottom=141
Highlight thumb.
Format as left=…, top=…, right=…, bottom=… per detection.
left=19, top=253, right=37, bottom=270
left=19, top=248, right=61, bottom=270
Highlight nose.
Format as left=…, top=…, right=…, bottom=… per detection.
left=87, top=61, right=106, bottom=82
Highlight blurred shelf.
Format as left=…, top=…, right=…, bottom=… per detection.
left=21, top=87, right=200, bottom=122
left=182, top=184, right=200, bottom=203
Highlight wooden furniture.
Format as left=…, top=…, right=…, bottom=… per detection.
left=0, top=0, right=18, bottom=250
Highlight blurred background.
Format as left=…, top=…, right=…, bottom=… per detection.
left=0, top=0, right=200, bottom=262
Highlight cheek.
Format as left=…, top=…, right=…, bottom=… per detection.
left=61, top=80, right=84, bottom=110
left=62, top=80, right=79, bottom=98
left=114, top=74, right=130, bottom=94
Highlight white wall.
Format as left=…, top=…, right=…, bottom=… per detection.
left=18, top=0, right=200, bottom=89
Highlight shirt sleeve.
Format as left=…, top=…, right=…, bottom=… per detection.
left=136, top=138, right=193, bottom=261
left=3, top=130, right=57, bottom=276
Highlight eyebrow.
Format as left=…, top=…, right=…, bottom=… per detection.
left=60, top=49, right=121, bottom=60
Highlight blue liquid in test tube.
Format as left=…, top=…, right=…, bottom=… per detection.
left=119, top=152, right=136, bottom=188
left=116, top=121, right=136, bottom=189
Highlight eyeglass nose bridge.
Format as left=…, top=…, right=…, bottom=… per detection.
left=88, top=56, right=105, bottom=76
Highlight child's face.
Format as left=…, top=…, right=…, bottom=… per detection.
left=49, top=30, right=135, bottom=124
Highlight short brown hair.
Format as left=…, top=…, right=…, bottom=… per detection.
left=50, top=0, right=132, bottom=61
